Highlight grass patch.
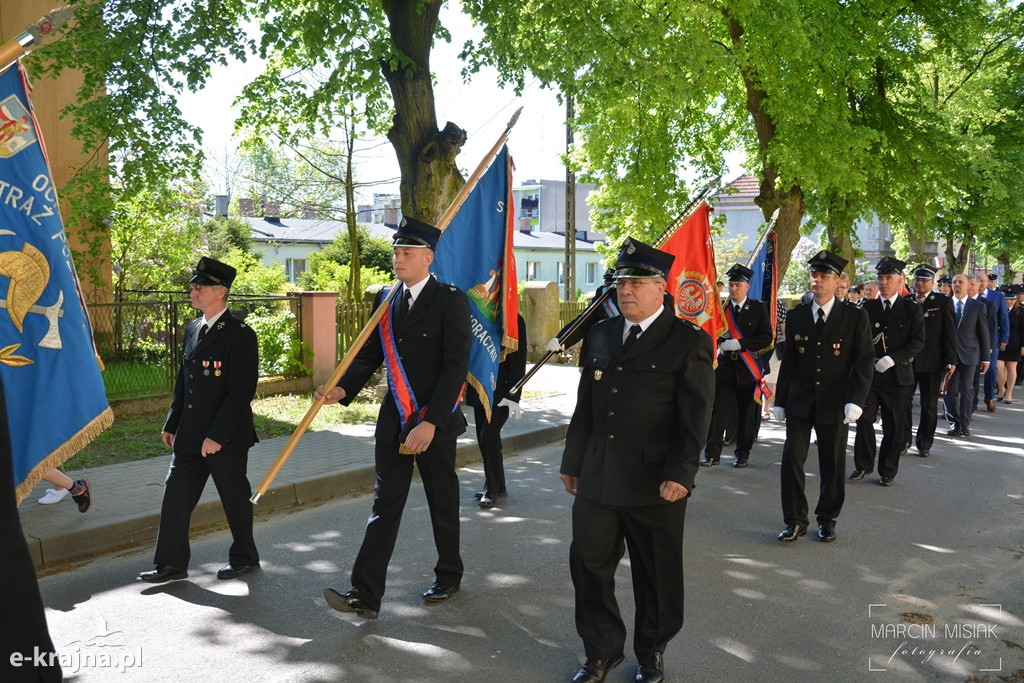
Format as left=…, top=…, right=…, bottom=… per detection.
left=62, top=393, right=381, bottom=471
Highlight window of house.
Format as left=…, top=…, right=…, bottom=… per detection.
left=286, top=258, right=307, bottom=283
left=557, top=262, right=565, bottom=284
left=585, top=262, right=597, bottom=285
left=526, top=261, right=539, bottom=281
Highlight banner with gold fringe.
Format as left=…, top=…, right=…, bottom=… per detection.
left=0, top=63, right=112, bottom=503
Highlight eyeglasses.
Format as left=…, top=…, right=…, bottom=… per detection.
left=190, top=283, right=221, bottom=291
left=616, top=278, right=664, bottom=290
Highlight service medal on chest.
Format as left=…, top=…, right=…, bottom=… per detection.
left=214, top=360, right=222, bottom=377
left=202, top=360, right=210, bottom=376
left=594, top=370, right=603, bottom=381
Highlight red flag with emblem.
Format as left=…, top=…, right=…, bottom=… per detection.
left=659, top=203, right=727, bottom=357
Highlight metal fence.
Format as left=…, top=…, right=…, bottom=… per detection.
left=88, top=291, right=302, bottom=399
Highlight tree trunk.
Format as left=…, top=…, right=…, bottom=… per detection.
left=380, top=0, right=466, bottom=224
left=943, top=224, right=973, bottom=274
left=344, top=115, right=361, bottom=302
left=824, top=195, right=857, bottom=280
left=727, top=16, right=806, bottom=283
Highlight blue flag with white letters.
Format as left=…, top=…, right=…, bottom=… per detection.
left=0, top=64, right=113, bottom=502
left=431, top=145, right=518, bottom=421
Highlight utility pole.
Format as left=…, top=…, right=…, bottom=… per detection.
left=564, top=95, right=576, bottom=301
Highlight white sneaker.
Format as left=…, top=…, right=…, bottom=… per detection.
left=38, top=488, right=70, bottom=504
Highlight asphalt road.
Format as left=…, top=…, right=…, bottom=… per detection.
left=35, top=419, right=1024, bottom=682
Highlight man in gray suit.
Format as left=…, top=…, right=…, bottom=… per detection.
left=944, top=274, right=990, bottom=437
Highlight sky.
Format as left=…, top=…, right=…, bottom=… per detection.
left=176, top=7, right=571, bottom=205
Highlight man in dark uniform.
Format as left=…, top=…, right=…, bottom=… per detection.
left=560, top=238, right=714, bottom=683
left=944, top=274, right=990, bottom=437
left=701, top=263, right=772, bottom=468
left=901, top=265, right=957, bottom=457
left=850, top=257, right=925, bottom=487
left=774, top=251, right=873, bottom=543
left=139, top=257, right=261, bottom=582
left=469, top=313, right=527, bottom=508
left=319, top=217, right=471, bottom=619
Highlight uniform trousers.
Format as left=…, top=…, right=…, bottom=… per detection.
left=155, top=448, right=258, bottom=568
left=350, top=432, right=463, bottom=611
left=854, top=383, right=915, bottom=479
left=471, top=402, right=509, bottom=495
left=902, top=370, right=944, bottom=453
left=780, top=413, right=848, bottom=528
left=570, top=494, right=686, bottom=664
left=944, top=364, right=978, bottom=431
left=704, top=377, right=756, bottom=461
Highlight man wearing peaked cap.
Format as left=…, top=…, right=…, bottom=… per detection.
left=900, top=264, right=957, bottom=458
left=850, top=256, right=925, bottom=487
left=560, top=237, right=714, bottom=683
left=979, top=272, right=1009, bottom=411
left=139, top=256, right=260, bottom=583
left=701, top=262, right=772, bottom=469
left=317, top=212, right=471, bottom=618
left=774, top=250, right=874, bottom=544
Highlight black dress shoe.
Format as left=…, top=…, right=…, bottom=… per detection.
left=947, top=428, right=962, bottom=437
left=422, top=582, right=459, bottom=601
left=475, top=489, right=507, bottom=499
left=71, top=478, right=92, bottom=513
left=323, top=587, right=378, bottom=619
left=848, top=469, right=867, bottom=481
left=572, top=654, right=624, bottom=683
left=699, top=458, right=719, bottom=467
left=817, top=526, right=836, bottom=543
left=733, top=457, right=748, bottom=468
left=777, top=524, right=806, bottom=542
left=961, top=428, right=970, bottom=437
left=879, top=476, right=894, bottom=487
left=217, top=563, right=260, bottom=579
left=918, top=449, right=930, bottom=458
left=635, top=651, right=664, bottom=683
left=138, top=565, right=187, bottom=583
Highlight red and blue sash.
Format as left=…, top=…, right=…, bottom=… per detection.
left=602, top=294, right=620, bottom=318
left=725, top=305, right=773, bottom=403
left=378, top=286, right=466, bottom=429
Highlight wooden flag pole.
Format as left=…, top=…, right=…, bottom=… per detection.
left=0, top=5, right=78, bottom=76
left=251, top=107, right=524, bottom=504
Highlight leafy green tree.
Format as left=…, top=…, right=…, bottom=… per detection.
left=220, top=248, right=290, bottom=296
left=202, top=216, right=254, bottom=258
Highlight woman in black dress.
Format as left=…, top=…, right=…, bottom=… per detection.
left=996, top=287, right=1024, bottom=403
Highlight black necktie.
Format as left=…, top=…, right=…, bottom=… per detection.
left=198, top=323, right=208, bottom=343
left=883, top=299, right=891, bottom=314
left=733, top=304, right=741, bottom=318
left=395, top=289, right=411, bottom=327
left=816, top=308, right=825, bottom=332
left=955, top=300, right=963, bottom=325
left=622, top=324, right=642, bottom=353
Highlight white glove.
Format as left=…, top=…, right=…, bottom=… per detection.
left=843, top=403, right=863, bottom=424
left=874, top=356, right=895, bottom=373
left=719, top=339, right=741, bottom=351
left=547, top=337, right=565, bottom=353
left=772, top=406, right=786, bottom=421
left=497, top=398, right=521, bottom=420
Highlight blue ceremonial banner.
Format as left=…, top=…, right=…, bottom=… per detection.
left=0, top=64, right=113, bottom=503
left=431, top=145, right=518, bottom=420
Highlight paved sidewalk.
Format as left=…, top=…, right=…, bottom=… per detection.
left=19, top=363, right=583, bottom=569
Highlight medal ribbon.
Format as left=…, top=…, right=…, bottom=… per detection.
left=724, top=305, right=773, bottom=402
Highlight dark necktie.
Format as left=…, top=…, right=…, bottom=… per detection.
left=622, top=324, right=642, bottom=353
left=198, top=323, right=208, bottom=343
left=816, top=308, right=825, bottom=333
left=733, top=304, right=741, bottom=318
left=395, top=289, right=411, bottom=327
left=883, top=299, right=891, bottom=314
left=955, top=300, right=963, bottom=325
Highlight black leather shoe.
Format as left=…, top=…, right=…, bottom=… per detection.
left=848, top=469, right=867, bottom=481
left=733, top=457, right=748, bottom=468
left=422, top=582, right=459, bottom=601
left=817, top=525, right=836, bottom=542
left=961, top=428, right=970, bottom=438
left=918, top=450, right=930, bottom=458
left=138, top=565, right=187, bottom=583
left=777, top=524, right=806, bottom=542
left=572, top=654, right=624, bottom=683
left=946, top=428, right=962, bottom=437
left=323, top=587, right=378, bottom=619
left=699, top=458, right=719, bottom=467
left=635, top=651, right=664, bottom=683
left=217, top=563, right=260, bottom=579
left=879, top=476, right=894, bottom=487
left=475, top=489, right=506, bottom=499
